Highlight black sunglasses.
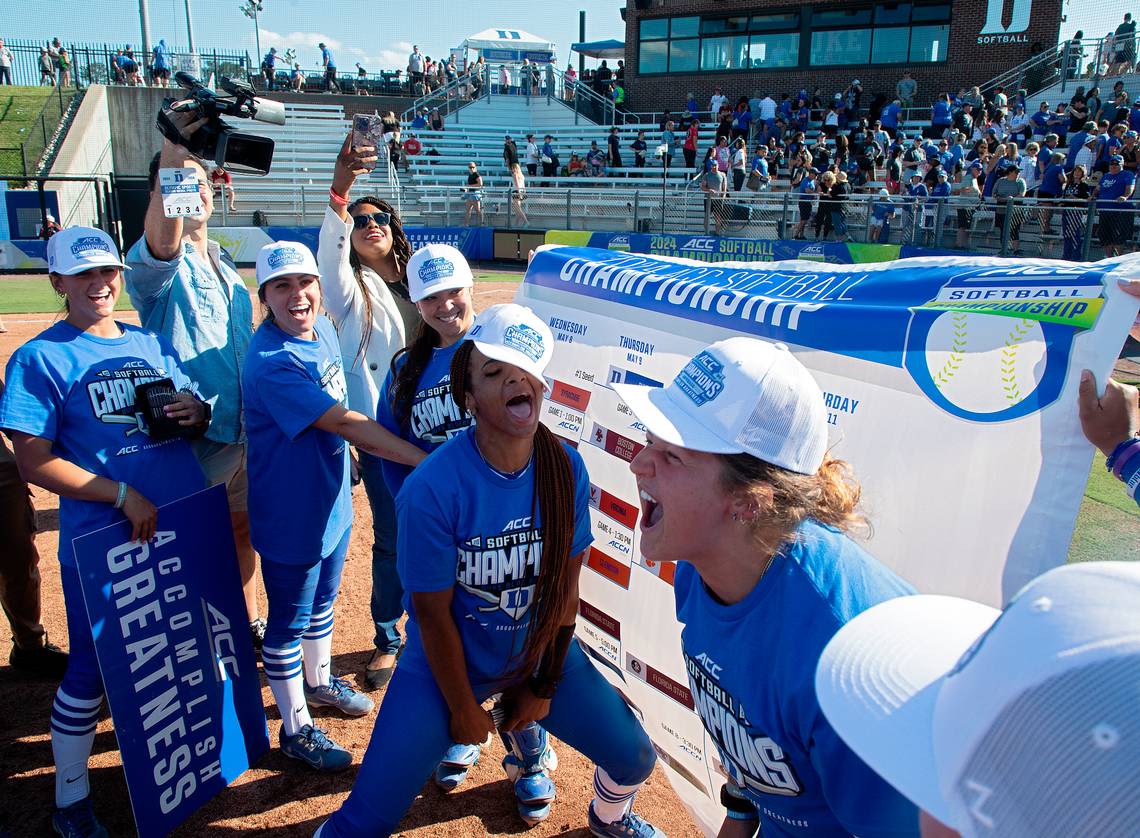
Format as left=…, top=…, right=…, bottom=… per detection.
left=351, top=211, right=391, bottom=230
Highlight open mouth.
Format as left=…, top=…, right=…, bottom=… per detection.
left=88, top=290, right=113, bottom=304
left=639, top=489, right=663, bottom=530
left=436, top=310, right=461, bottom=325
left=365, top=231, right=384, bottom=241
left=288, top=302, right=312, bottom=318
left=505, top=392, right=534, bottom=422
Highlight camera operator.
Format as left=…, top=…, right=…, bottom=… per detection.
left=124, top=108, right=264, bottom=647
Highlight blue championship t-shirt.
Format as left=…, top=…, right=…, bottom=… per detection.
left=0, top=321, right=205, bottom=565
left=396, top=426, right=592, bottom=685
left=675, top=520, right=919, bottom=837
left=242, top=316, right=351, bottom=563
left=375, top=341, right=469, bottom=496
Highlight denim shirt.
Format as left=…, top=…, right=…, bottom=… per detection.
left=125, top=235, right=253, bottom=444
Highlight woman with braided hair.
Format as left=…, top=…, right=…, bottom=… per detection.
left=374, top=244, right=561, bottom=820
left=319, top=305, right=664, bottom=838
left=318, top=132, right=420, bottom=691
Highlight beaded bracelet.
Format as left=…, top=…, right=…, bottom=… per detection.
left=329, top=187, right=349, bottom=207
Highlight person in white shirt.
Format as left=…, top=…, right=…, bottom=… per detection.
left=1019, top=141, right=1041, bottom=193
left=524, top=133, right=540, bottom=177
left=319, top=132, right=420, bottom=690
left=0, top=39, right=14, bottom=86
left=730, top=138, right=748, bottom=191
left=710, top=87, right=726, bottom=115
left=1074, top=134, right=1098, bottom=173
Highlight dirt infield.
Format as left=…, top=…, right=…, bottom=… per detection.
left=0, top=284, right=702, bottom=837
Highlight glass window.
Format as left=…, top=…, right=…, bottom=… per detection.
left=669, top=38, right=699, bottom=72
left=911, top=3, right=951, bottom=22
left=639, top=40, right=668, bottom=73
left=701, top=17, right=749, bottom=35
left=810, top=29, right=871, bottom=65
left=871, top=27, right=910, bottom=63
left=750, top=11, right=799, bottom=31
left=700, top=35, right=750, bottom=70
left=875, top=3, right=912, bottom=24
left=910, top=24, right=949, bottom=61
left=640, top=18, right=669, bottom=40
left=812, top=8, right=872, bottom=27
left=671, top=17, right=700, bottom=37
left=748, top=33, right=800, bottom=68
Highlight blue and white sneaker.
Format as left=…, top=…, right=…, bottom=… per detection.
left=304, top=676, right=374, bottom=717
left=434, top=741, right=481, bottom=791
left=279, top=723, right=353, bottom=772
left=52, top=797, right=109, bottom=838
left=587, top=803, right=666, bottom=838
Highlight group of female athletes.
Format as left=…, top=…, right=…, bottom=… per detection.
left=1, top=129, right=926, bottom=838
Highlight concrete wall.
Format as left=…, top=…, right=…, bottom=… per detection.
left=48, top=85, right=114, bottom=228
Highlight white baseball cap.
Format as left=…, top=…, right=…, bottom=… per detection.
left=46, top=226, right=128, bottom=276
left=406, top=243, right=474, bottom=302
left=816, top=561, right=1140, bottom=837
left=464, top=303, right=553, bottom=391
left=255, top=241, right=319, bottom=286
left=613, top=337, right=828, bottom=475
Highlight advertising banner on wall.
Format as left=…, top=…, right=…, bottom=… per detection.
left=516, top=245, right=1138, bottom=834
left=545, top=229, right=958, bottom=264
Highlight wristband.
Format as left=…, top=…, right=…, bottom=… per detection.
left=720, top=784, right=759, bottom=818
left=1105, top=436, right=1140, bottom=474
left=329, top=187, right=349, bottom=206
left=114, top=481, right=128, bottom=510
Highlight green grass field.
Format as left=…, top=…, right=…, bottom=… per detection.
left=0, top=88, right=58, bottom=150
left=0, top=272, right=519, bottom=314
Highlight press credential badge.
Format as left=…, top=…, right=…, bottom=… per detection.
left=160, top=167, right=204, bottom=218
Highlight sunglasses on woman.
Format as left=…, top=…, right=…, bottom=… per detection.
left=351, top=211, right=391, bottom=230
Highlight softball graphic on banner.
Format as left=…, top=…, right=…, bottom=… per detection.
left=905, top=264, right=1104, bottom=421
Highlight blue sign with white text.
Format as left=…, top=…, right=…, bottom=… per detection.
left=73, top=485, right=269, bottom=837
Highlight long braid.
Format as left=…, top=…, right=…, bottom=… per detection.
left=449, top=343, right=577, bottom=683
left=347, top=196, right=412, bottom=364
left=390, top=320, right=440, bottom=432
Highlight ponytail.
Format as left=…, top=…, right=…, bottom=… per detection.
left=718, top=452, right=868, bottom=558
left=449, top=341, right=577, bottom=683
left=390, top=320, right=441, bottom=432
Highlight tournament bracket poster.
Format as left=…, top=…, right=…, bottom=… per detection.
left=72, top=484, right=270, bottom=837
left=516, top=245, right=1139, bottom=834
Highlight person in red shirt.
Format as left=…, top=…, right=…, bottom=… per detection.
left=209, top=166, right=237, bottom=212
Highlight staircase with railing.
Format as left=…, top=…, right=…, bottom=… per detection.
left=979, top=35, right=1131, bottom=101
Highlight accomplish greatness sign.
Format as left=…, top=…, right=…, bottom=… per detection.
left=73, top=484, right=270, bottom=837
left=516, top=245, right=1139, bottom=834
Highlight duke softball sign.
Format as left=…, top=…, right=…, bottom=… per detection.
left=517, top=246, right=1139, bottom=835
left=72, top=484, right=270, bottom=837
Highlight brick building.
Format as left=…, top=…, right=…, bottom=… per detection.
left=622, top=0, right=1064, bottom=112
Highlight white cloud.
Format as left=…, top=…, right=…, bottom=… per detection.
left=258, top=28, right=341, bottom=53
left=258, top=30, right=417, bottom=71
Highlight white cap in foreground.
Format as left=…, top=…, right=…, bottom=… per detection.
left=613, top=337, right=827, bottom=475
left=256, top=241, right=320, bottom=286
left=465, top=303, right=553, bottom=391
left=47, top=226, right=128, bottom=276
left=406, top=243, right=474, bottom=302
left=815, top=561, right=1140, bottom=837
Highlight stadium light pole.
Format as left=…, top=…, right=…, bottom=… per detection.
left=240, top=0, right=265, bottom=65
left=184, top=0, right=197, bottom=53
left=138, top=0, right=153, bottom=67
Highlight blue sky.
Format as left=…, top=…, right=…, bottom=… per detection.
left=3, top=0, right=627, bottom=71
left=0, top=0, right=1116, bottom=72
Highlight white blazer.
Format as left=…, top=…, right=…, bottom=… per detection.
left=316, top=205, right=407, bottom=420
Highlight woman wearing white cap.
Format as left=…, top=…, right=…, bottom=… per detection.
left=373, top=245, right=560, bottom=816
left=320, top=304, right=664, bottom=838
left=320, top=133, right=419, bottom=692
left=617, top=338, right=920, bottom=837
left=242, top=241, right=425, bottom=772
left=0, top=226, right=210, bottom=837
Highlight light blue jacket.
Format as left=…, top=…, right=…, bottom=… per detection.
left=125, top=236, right=253, bottom=444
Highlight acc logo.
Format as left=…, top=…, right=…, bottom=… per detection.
left=798, top=243, right=826, bottom=262
left=418, top=256, right=455, bottom=284
left=678, top=237, right=716, bottom=252
left=675, top=351, right=725, bottom=406
left=608, top=234, right=631, bottom=251
left=504, top=323, right=545, bottom=362
left=70, top=236, right=111, bottom=257
left=267, top=246, right=305, bottom=269
left=607, top=538, right=631, bottom=556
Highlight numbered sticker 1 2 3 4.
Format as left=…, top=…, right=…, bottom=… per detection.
left=159, top=167, right=204, bottom=218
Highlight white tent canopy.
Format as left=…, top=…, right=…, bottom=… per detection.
left=462, top=28, right=557, bottom=62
